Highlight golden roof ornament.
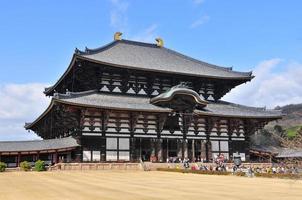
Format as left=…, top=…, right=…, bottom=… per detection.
left=155, top=37, right=164, bottom=47
left=114, top=32, right=122, bottom=41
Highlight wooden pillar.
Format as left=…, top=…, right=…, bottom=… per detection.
left=0, top=153, right=1, bottom=162
left=130, top=137, right=135, bottom=162
left=192, top=139, right=195, bottom=162
left=139, top=138, right=142, bottom=161
left=183, top=140, right=188, bottom=159
left=17, top=152, right=21, bottom=167
left=37, top=151, right=40, bottom=161
left=150, top=139, right=156, bottom=158
left=54, top=150, right=58, bottom=164
left=207, top=141, right=212, bottom=162
left=150, top=138, right=156, bottom=162
left=227, top=119, right=233, bottom=160
left=166, top=139, right=169, bottom=161
left=205, top=118, right=211, bottom=162
left=156, top=139, right=163, bottom=162
left=200, top=140, right=207, bottom=160
left=177, top=139, right=182, bottom=158
left=244, top=133, right=251, bottom=162
left=181, top=113, right=191, bottom=160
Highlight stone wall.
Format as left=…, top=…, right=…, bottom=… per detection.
left=49, top=163, right=143, bottom=171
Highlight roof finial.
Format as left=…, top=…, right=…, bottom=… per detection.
left=155, top=37, right=164, bottom=47
left=114, top=32, right=122, bottom=41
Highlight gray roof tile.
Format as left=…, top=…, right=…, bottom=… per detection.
left=203, top=101, right=282, bottom=118
left=0, top=137, right=79, bottom=152
left=251, top=145, right=302, bottom=158
left=56, top=91, right=282, bottom=118
left=57, top=91, right=171, bottom=112
left=77, top=40, right=252, bottom=79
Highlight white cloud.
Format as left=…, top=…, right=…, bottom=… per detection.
left=190, top=15, right=210, bottom=28
left=130, top=24, right=158, bottom=43
left=223, top=59, right=302, bottom=108
left=109, top=0, right=129, bottom=31
left=0, top=83, right=50, bottom=140
left=193, top=0, right=205, bottom=5
left=108, top=0, right=158, bottom=43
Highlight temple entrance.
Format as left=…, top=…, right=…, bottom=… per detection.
left=188, top=139, right=203, bottom=162
left=140, top=138, right=152, bottom=161
left=162, top=139, right=179, bottom=162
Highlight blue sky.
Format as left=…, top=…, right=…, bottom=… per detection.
left=0, top=0, right=302, bottom=140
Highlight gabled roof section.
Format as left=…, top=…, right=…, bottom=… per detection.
left=150, top=83, right=207, bottom=111
left=76, top=39, right=253, bottom=79
left=45, top=39, right=253, bottom=95
left=55, top=90, right=171, bottom=112
left=26, top=91, right=282, bottom=137
left=28, top=91, right=282, bottom=130
left=0, top=137, right=79, bottom=153
left=198, top=101, right=283, bottom=119
left=250, top=145, right=302, bottom=158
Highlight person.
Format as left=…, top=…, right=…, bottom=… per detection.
left=247, top=166, right=254, bottom=177
left=191, top=163, right=198, bottom=170
left=221, top=164, right=226, bottom=172
left=183, top=158, right=190, bottom=169
left=272, top=166, right=276, bottom=174
left=232, top=165, right=237, bottom=174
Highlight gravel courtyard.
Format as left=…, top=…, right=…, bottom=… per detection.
left=0, top=171, right=301, bottom=200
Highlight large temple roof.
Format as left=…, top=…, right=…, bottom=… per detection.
left=76, top=39, right=253, bottom=80
left=44, top=39, right=254, bottom=95
left=34, top=90, right=281, bottom=121
left=25, top=91, right=282, bottom=131
left=0, top=137, right=79, bottom=153
left=56, top=91, right=281, bottom=118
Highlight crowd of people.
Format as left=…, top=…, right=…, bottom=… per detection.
left=165, top=154, right=301, bottom=175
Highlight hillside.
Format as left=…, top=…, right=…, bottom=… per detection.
left=265, top=103, right=302, bottom=136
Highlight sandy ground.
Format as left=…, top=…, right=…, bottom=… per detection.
left=0, top=171, right=301, bottom=200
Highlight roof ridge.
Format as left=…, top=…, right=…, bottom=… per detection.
left=0, top=140, right=42, bottom=143
left=75, top=39, right=158, bottom=55
left=120, top=39, right=158, bottom=48
left=75, top=41, right=118, bottom=55
left=54, top=89, right=98, bottom=99
left=0, top=137, right=74, bottom=143
left=54, top=90, right=156, bottom=100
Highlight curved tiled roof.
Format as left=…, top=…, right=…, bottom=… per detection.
left=56, top=90, right=171, bottom=112
left=0, top=137, right=79, bottom=153
left=251, top=145, right=302, bottom=158
left=76, top=39, right=253, bottom=79
left=26, top=91, right=282, bottom=130
left=201, top=101, right=283, bottom=118
left=41, top=91, right=282, bottom=118
left=45, top=39, right=253, bottom=95
left=150, top=84, right=207, bottom=109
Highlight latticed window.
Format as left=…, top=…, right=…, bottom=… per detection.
left=106, top=138, right=130, bottom=161
left=211, top=140, right=229, bottom=159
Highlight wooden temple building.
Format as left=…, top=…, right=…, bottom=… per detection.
left=0, top=33, right=282, bottom=166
